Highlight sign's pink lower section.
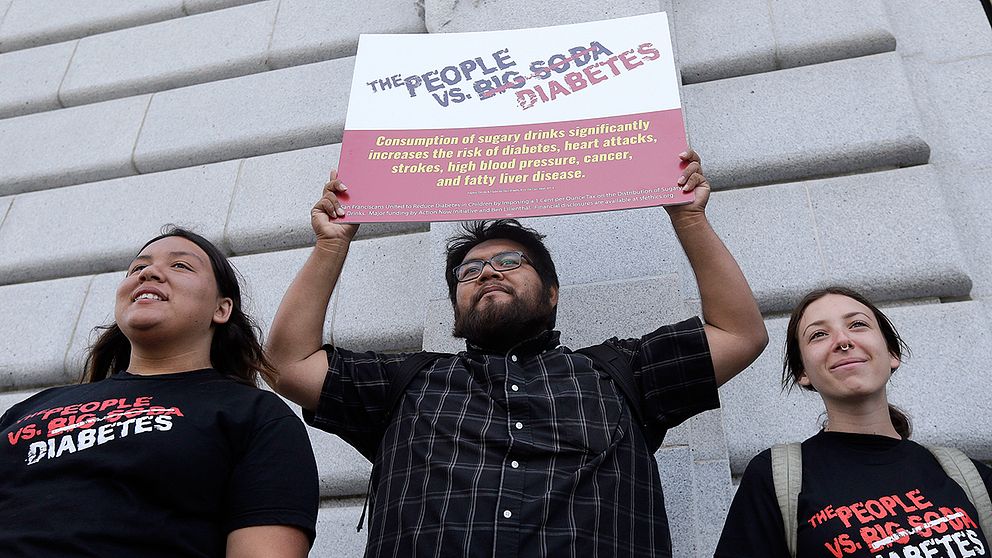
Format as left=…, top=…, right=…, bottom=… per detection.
left=337, top=109, right=689, bottom=222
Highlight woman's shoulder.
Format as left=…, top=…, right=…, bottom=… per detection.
left=740, top=436, right=825, bottom=483
left=243, top=385, right=299, bottom=420
left=905, top=441, right=992, bottom=488
left=196, top=374, right=298, bottom=420
left=740, top=446, right=776, bottom=482
left=749, top=439, right=817, bottom=464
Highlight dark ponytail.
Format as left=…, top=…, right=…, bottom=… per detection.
left=889, top=404, right=912, bottom=439
left=83, top=324, right=130, bottom=383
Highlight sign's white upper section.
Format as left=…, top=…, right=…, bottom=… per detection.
left=345, top=13, right=681, bottom=130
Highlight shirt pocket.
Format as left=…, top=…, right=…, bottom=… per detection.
left=545, top=371, right=624, bottom=455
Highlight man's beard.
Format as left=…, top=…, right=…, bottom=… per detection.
left=452, top=285, right=555, bottom=352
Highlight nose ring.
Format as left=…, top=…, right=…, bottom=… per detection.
left=840, top=343, right=852, bottom=351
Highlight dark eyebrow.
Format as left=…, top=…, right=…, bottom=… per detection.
left=461, top=251, right=521, bottom=263
left=130, top=251, right=206, bottom=265
left=801, top=311, right=872, bottom=336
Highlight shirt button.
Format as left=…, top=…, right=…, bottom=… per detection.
left=511, top=384, right=519, bottom=392
left=511, top=460, right=519, bottom=469
left=510, top=354, right=518, bottom=362
left=515, top=421, right=523, bottom=430
left=503, top=510, right=512, bottom=519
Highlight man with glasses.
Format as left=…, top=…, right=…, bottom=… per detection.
left=266, top=150, right=768, bottom=557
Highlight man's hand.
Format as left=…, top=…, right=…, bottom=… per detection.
left=665, top=149, right=710, bottom=224
left=312, top=170, right=360, bottom=246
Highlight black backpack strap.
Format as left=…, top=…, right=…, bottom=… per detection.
left=358, top=351, right=445, bottom=532
left=382, top=351, right=446, bottom=425
left=577, top=344, right=661, bottom=451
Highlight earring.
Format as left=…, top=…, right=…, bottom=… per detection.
left=840, top=343, right=852, bottom=351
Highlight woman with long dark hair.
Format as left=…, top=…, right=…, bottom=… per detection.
left=715, top=286, right=991, bottom=558
left=0, top=227, right=318, bottom=557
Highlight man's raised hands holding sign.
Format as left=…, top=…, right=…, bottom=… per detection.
left=266, top=150, right=768, bottom=557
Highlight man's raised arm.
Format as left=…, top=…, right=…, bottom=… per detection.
left=668, top=150, right=768, bottom=386
left=266, top=172, right=358, bottom=410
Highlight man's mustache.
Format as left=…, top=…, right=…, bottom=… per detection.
left=473, top=283, right=513, bottom=305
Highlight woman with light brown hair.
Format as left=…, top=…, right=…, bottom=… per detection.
left=715, top=286, right=991, bottom=558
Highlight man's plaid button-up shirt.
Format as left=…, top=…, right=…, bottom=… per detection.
left=305, top=316, right=718, bottom=557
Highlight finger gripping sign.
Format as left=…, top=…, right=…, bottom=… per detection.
left=338, top=13, right=690, bottom=222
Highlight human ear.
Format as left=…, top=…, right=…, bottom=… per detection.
left=548, top=285, right=559, bottom=306
left=213, top=298, right=234, bottom=325
left=797, top=371, right=811, bottom=387
left=889, top=353, right=900, bottom=373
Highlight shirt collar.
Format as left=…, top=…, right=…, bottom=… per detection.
left=465, top=330, right=562, bottom=357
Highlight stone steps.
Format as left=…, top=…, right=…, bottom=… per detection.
left=0, top=0, right=899, bottom=119
left=0, top=0, right=426, bottom=119
left=0, top=0, right=266, bottom=53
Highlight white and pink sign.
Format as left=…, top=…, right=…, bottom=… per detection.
left=337, top=13, right=689, bottom=222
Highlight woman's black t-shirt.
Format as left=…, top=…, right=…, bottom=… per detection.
left=0, top=369, right=319, bottom=557
left=716, top=431, right=992, bottom=558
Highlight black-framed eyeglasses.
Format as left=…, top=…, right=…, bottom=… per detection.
left=453, top=251, right=530, bottom=282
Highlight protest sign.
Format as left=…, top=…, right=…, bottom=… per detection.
left=338, top=13, right=690, bottom=222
